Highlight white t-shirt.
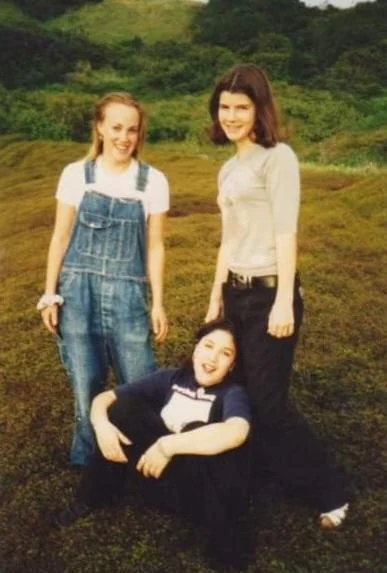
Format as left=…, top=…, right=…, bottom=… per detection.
left=56, top=157, right=169, bottom=218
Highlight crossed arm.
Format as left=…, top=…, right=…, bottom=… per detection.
left=90, top=390, right=250, bottom=479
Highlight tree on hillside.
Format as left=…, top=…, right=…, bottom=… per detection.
left=191, top=0, right=387, bottom=89
left=321, top=40, right=387, bottom=97
left=191, top=0, right=312, bottom=52
left=12, top=0, right=103, bottom=21
left=0, top=23, right=107, bottom=88
left=242, top=34, right=293, bottom=80
left=306, top=1, right=387, bottom=71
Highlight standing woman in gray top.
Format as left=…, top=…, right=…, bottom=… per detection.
left=205, top=63, right=349, bottom=529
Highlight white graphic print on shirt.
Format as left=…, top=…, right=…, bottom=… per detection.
left=160, top=384, right=216, bottom=433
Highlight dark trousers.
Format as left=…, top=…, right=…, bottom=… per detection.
left=223, top=276, right=348, bottom=512
left=76, top=394, right=250, bottom=564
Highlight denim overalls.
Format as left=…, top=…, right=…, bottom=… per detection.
left=57, top=160, right=156, bottom=465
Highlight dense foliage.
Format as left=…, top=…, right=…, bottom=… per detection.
left=12, top=0, right=102, bottom=20
left=0, top=0, right=385, bottom=165
left=0, top=22, right=107, bottom=89
left=192, top=0, right=387, bottom=95
left=2, top=0, right=386, bottom=95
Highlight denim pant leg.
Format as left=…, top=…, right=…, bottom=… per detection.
left=57, top=334, right=108, bottom=466
left=223, top=282, right=348, bottom=511
left=58, top=273, right=109, bottom=466
left=108, top=280, right=156, bottom=385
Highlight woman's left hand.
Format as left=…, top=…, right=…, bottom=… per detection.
left=136, top=440, right=171, bottom=479
left=268, top=300, right=295, bottom=338
left=151, top=305, right=168, bottom=343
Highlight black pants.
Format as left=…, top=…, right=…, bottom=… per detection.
left=223, top=276, right=348, bottom=512
left=76, top=394, right=250, bottom=565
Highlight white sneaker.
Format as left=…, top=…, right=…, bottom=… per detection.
left=320, top=503, right=349, bottom=529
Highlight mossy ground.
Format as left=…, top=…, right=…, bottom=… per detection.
left=0, top=138, right=385, bottom=573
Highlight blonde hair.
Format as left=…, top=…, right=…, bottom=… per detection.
left=86, top=92, right=146, bottom=161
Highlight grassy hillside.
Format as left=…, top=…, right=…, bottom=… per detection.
left=0, top=138, right=386, bottom=572
left=46, top=0, right=197, bottom=44
left=309, top=126, right=387, bottom=166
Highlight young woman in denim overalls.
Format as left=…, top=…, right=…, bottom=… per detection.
left=38, top=93, right=169, bottom=467
left=205, top=64, right=349, bottom=530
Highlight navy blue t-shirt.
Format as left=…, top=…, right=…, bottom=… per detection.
left=115, top=368, right=251, bottom=433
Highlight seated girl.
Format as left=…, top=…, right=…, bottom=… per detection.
left=56, top=318, right=251, bottom=570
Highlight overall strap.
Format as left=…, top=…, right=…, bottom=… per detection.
left=84, top=160, right=97, bottom=185
left=136, top=162, right=150, bottom=192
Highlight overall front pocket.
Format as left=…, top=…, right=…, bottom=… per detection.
left=75, top=211, right=139, bottom=262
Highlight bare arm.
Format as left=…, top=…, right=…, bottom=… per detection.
left=205, top=221, right=230, bottom=322
left=137, top=417, right=250, bottom=479
left=268, top=233, right=297, bottom=338
left=161, top=417, right=249, bottom=456
left=147, top=212, right=168, bottom=342
left=265, top=145, right=300, bottom=338
left=41, top=201, right=75, bottom=334
left=90, top=390, right=131, bottom=463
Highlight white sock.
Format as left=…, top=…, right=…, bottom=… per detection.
left=320, top=503, right=349, bottom=526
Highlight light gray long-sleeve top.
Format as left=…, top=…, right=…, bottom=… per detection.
left=217, top=142, right=300, bottom=277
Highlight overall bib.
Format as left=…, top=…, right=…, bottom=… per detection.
left=57, top=160, right=156, bottom=465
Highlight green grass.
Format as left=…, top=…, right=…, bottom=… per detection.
left=0, top=137, right=386, bottom=572
left=46, top=0, right=197, bottom=45
left=311, top=126, right=387, bottom=167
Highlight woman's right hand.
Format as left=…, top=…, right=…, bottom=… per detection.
left=205, top=298, right=222, bottom=323
left=94, top=420, right=132, bottom=463
left=41, top=305, right=59, bottom=335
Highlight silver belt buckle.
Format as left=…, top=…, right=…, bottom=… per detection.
left=238, top=274, right=252, bottom=288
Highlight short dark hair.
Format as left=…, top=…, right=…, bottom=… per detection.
left=194, top=318, right=238, bottom=348
left=208, top=63, right=280, bottom=148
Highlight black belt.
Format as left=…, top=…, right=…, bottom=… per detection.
left=227, top=271, right=277, bottom=290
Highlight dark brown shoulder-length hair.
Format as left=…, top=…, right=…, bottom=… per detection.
left=86, top=92, right=146, bottom=161
left=208, top=63, right=280, bottom=148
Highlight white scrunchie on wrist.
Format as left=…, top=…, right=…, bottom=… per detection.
left=36, top=294, right=64, bottom=311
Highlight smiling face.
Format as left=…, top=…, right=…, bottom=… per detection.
left=97, top=102, right=140, bottom=169
left=218, top=90, right=256, bottom=152
left=193, top=329, right=236, bottom=387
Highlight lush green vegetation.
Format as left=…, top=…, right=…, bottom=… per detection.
left=192, top=0, right=387, bottom=96
left=12, top=0, right=102, bottom=20
left=0, top=137, right=385, bottom=572
left=0, top=0, right=385, bottom=168
left=0, top=83, right=385, bottom=166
